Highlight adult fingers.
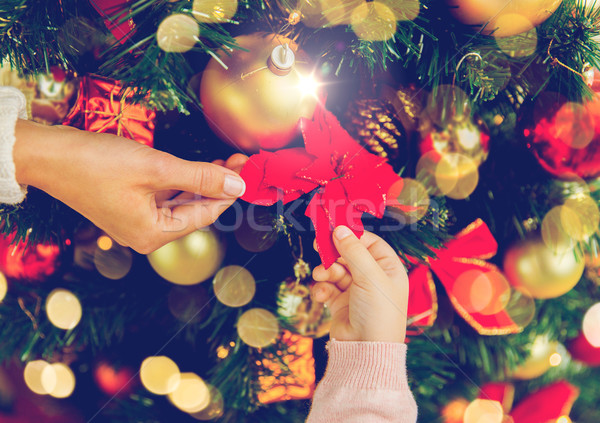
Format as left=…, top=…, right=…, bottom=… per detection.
left=154, top=155, right=246, bottom=199
left=224, top=154, right=248, bottom=174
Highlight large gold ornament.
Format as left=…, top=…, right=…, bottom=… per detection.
left=147, top=228, right=225, bottom=286
left=445, top=0, right=562, bottom=38
left=510, top=335, right=559, bottom=380
left=277, top=278, right=332, bottom=338
left=200, top=33, right=319, bottom=152
left=503, top=237, right=584, bottom=299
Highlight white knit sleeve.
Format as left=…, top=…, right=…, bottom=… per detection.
left=0, top=86, right=28, bottom=204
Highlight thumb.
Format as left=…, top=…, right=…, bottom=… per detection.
left=332, top=226, right=387, bottom=290
left=155, top=156, right=246, bottom=199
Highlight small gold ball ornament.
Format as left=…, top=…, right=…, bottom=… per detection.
left=147, top=228, right=225, bottom=286
left=503, top=237, right=584, bottom=299
left=277, top=278, right=332, bottom=338
left=200, top=33, right=319, bottom=152
left=510, top=335, right=559, bottom=380
left=445, top=0, right=562, bottom=38
left=237, top=308, right=280, bottom=348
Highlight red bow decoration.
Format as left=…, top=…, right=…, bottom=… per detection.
left=475, top=381, right=579, bottom=423
left=240, top=104, right=401, bottom=267
left=407, top=219, right=521, bottom=335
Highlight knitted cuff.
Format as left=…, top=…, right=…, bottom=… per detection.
left=321, top=340, right=411, bottom=391
left=0, top=86, right=28, bottom=204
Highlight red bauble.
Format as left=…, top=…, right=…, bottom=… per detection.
left=94, top=362, right=137, bottom=397
left=526, top=95, right=600, bottom=180
left=0, top=233, right=60, bottom=281
left=568, top=333, right=600, bottom=366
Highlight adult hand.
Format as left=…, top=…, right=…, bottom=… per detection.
left=311, top=227, right=409, bottom=343
left=14, top=120, right=247, bottom=254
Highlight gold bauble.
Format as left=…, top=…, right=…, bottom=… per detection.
left=147, top=228, right=225, bottom=286
left=200, top=33, right=319, bottom=152
left=277, top=278, right=331, bottom=338
left=213, top=265, right=256, bottom=308
left=445, top=0, right=562, bottom=38
left=237, top=308, right=280, bottom=348
left=510, top=335, right=559, bottom=380
left=503, top=237, right=584, bottom=299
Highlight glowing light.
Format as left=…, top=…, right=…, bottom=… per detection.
left=297, top=73, right=320, bottom=99
left=562, top=194, right=600, bottom=241
left=24, top=360, right=53, bottom=395
left=452, top=270, right=511, bottom=315
left=213, top=265, right=256, bottom=308
left=549, top=352, right=562, bottom=367
left=463, top=399, right=504, bottom=423
left=434, top=153, right=479, bottom=200
left=237, top=308, right=280, bottom=348
left=168, top=372, right=210, bottom=413
left=387, top=178, right=430, bottom=224
left=192, top=0, right=238, bottom=23
left=441, top=398, right=469, bottom=423
left=351, top=1, right=397, bottom=42
left=94, top=243, right=133, bottom=280
left=140, top=356, right=181, bottom=395
left=583, top=302, right=600, bottom=347
left=42, top=363, right=75, bottom=398
left=189, top=385, right=224, bottom=420
left=541, top=206, right=575, bottom=254
left=46, top=289, right=82, bottom=330
left=496, top=25, right=538, bottom=57
left=0, top=272, right=7, bottom=302
left=216, top=346, right=229, bottom=359
left=97, top=235, right=113, bottom=251
left=557, top=416, right=572, bottom=423
left=156, top=14, right=200, bottom=53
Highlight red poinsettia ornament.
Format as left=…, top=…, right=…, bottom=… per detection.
left=241, top=105, right=401, bottom=267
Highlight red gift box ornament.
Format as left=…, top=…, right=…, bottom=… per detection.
left=240, top=104, right=402, bottom=268
left=407, top=219, right=522, bottom=335
left=63, top=75, right=156, bottom=147
left=89, top=0, right=136, bottom=44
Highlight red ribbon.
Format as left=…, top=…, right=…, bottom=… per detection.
left=407, top=219, right=521, bottom=335
left=241, top=104, right=401, bottom=268
left=477, top=381, right=579, bottom=423
left=63, top=75, right=155, bottom=147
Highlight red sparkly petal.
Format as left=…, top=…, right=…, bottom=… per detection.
left=264, top=148, right=319, bottom=199
left=305, top=192, right=339, bottom=268
left=297, top=157, right=337, bottom=185
left=240, top=152, right=281, bottom=206
left=321, top=180, right=364, bottom=237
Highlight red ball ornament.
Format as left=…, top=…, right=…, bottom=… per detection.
left=200, top=33, right=320, bottom=152
left=94, top=362, right=136, bottom=397
left=0, top=233, right=60, bottom=281
left=568, top=333, right=600, bottom=366
left=526, top=95, right=600, bottom=180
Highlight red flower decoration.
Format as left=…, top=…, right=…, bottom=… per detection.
left=241, top=105, right=401, bottom=267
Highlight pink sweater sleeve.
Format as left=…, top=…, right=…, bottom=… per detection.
left=307, top=340, right=417, bottom=423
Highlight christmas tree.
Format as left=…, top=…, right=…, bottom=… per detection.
left=1, top=0, right=600, bottom=421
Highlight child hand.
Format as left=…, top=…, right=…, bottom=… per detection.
left=311, top=226, right=409, bottom=343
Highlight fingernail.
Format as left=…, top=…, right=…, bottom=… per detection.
left=224, top=175, right=246, bottom=197
left=334, top=226, right=353, bottom=240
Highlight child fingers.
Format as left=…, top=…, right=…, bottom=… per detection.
left=311, top=282, right=341, bottom=304
left=312, top=263, right=353, bottom=291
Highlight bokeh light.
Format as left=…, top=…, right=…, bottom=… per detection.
left=234, top=208, right=278, bottom=253
left=381, top=0, right=420, bottom=22
left=42, top=363, right=76, bottom=398
left=496, top=26, right=538, bottom=57
left=504, top=289, right=536, bottom=329
left=24, top=360, right=53, bottom=395
left=550, top=102, right=595, bottom=149
left=549, top=352, right=562, bottom=367
left=463, top=399, right=504, bottom=423
left=213, top=265, right=256, bottom=308
left=452, top=270, right=511, bottom=315
left=562, top=194, right=600, bottom=241
left=46, top=289, right=82, bottom=330
left=434, top=153, right=479, bottom=200
left=94, top=242, right=133, bottom=280
left=237, top=308, right=280, bottom=348
left=168, top=372, right=210, bottom=413
left=541, top=206, right=576, bottom=254
left=192, top=0, right=238, bottom=23
left=97, top=235, right=113, bottom=251
left=351, top=1, right=397, bottom=42
left=583, top=302, right=600, bottom=347
left=156, top=14, right=200, bottom=53
left=140, top=356, right=181, bottom=395
left=190, top=384, right=224, bottom=420
left=387, top=178, right=430, bottom=224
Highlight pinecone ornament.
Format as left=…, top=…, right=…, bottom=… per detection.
left=344, top=85, right=420, bottom=164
